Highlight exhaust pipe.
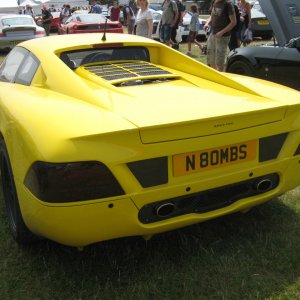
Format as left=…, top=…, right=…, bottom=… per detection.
left=155, top=202, right=175, bottom=217
left=254, top=178, right=273, bottom=192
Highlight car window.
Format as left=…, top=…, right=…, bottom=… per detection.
left=1, top=17, right=34, bottom=26
left=60, top=46, right=150, bottom=67
left=152, top=12, right=161, bottom=21
left=77, top=14, right=107, bottom=23
left=0, top=47, right=28, bottom=83
left=15, top=53, right=39, bottom=85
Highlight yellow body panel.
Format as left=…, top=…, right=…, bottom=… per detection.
left=1, top=33, right=300, bottom=246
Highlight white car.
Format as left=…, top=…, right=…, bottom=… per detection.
left=152, top=10, right=206, bottom=42
left=0, top=14, right=45, bottom=52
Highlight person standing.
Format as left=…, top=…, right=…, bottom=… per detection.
left=238, top=0, right=252, bottom=45
left=60, top=4, right=72, bottom=23
left=110, top=1, right=120, bottom=21
left=23, top=4, right=35, bottom=18
left=204, top=0, right=236, bottom=71
left=171, top=0, right=185, bottom=48
left=160, top=0, right=178, bottom=46
left=135, top=0, right=153, bottom=39
left=228, top=2, right=241, bottom=50
left=123, top=1, right=136, bottom=34
left=186, top=5, right=202, bottom=56
left=41, top=4, right=53, bottom=36
left=90, top=1, right=102, bottom=14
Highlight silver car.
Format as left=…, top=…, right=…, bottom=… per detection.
left=0, top=14, right=45, bottom=52
left=251, top=1, right=273, bottom=39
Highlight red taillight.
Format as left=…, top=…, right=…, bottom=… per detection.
left=73, top=25, right=77, bottom=30
left=35, top=31, right=44, bottom=35
left=0, top=33, right=6, bottom=37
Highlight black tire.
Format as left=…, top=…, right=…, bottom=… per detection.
left=227, top=60, right=255, bottom=77
left=0, top=138, right=36, bottom=244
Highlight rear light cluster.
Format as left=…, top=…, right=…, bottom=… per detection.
left=24, top=161, right=124, bottom=203
left=35, top=31, right=45, bottom=35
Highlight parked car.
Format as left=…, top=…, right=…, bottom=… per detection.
left=58, top=13, right=123, bottom=35
left=0, top=14, right=45, bottom=52
left=152, top=10, right=206, bottom=42
left=226, top=0, right=300, bottom=91
left=1, top=33, right=300, bottom=247
left=251, top=1, right=273, bottom=40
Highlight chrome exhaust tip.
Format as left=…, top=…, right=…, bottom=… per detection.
left=155, top=202, right=175, bottom=217
left=254, top=178, right=273, bottom=192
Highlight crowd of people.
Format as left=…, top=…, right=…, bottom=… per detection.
left=20, top=0, right=253, bottom=72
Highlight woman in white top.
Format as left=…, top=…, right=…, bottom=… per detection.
left=135, top=0, right=153, bottom=39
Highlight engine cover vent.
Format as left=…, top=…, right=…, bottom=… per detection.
left=84, top=61, right=173, bottom=82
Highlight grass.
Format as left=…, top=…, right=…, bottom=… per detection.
left=1, top=40, right=300, bottom=300
left=1, top=189, right=300, bottom=299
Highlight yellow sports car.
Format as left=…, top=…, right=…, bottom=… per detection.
left=1, top=33, right=300, bottom=247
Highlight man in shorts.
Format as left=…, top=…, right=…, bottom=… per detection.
left=204, top=0, right=236, bottom=71
left=160, top=0, right=178, bottom=46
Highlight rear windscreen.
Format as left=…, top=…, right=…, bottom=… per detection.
left=60, top=46, right=150, bottom=67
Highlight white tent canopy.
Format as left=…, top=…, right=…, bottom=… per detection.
left=45, top=0, right=89, bottom=9
left=0, top=0, right=19, bottom=14
left=0, top=0, right=50, bottom=14
left=19, top=0, right=50, bottom=6
left=0, top=0, right=88, bottom=14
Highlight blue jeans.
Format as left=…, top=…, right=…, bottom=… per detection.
left=160, top=23, right=172, bottom=43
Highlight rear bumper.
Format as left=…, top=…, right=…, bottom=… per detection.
left=18, top=156, right=300, bottom=247
left=0, top=35, right=45, bottom=49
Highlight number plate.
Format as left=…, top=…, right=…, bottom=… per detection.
left=258, top=20, right=269, bottom=25
left=173, top=140, right=257, bottom=177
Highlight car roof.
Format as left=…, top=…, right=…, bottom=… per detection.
left=259, top=0, right=300, bottom=46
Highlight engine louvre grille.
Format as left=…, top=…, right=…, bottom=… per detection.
left=84, top=61, right=172, bottom=82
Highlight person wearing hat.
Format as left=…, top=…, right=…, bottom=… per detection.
left=23, top=4, right=35, bottom=18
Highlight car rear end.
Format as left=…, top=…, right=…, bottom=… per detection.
left=251, top=3, right=273, bottom=39
left=0, top=15, right=45, bottom=50
left=12, top=37, right=300, bottom=246
left=20, top=58, right=300, bottom=246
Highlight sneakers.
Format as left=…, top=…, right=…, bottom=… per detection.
left=172, top=43, right=179, bottom=50
left=186, top=51, right=192, bottom=56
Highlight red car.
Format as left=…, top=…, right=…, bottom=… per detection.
left=58, top=13, right=123, bottom=35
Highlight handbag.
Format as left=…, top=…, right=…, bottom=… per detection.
left=243, top=28, right=253, bottom=43
left=175, top=26, right=184, bottom=43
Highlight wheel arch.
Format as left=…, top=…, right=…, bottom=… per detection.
left=226, top=54, right=259, bottom=72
